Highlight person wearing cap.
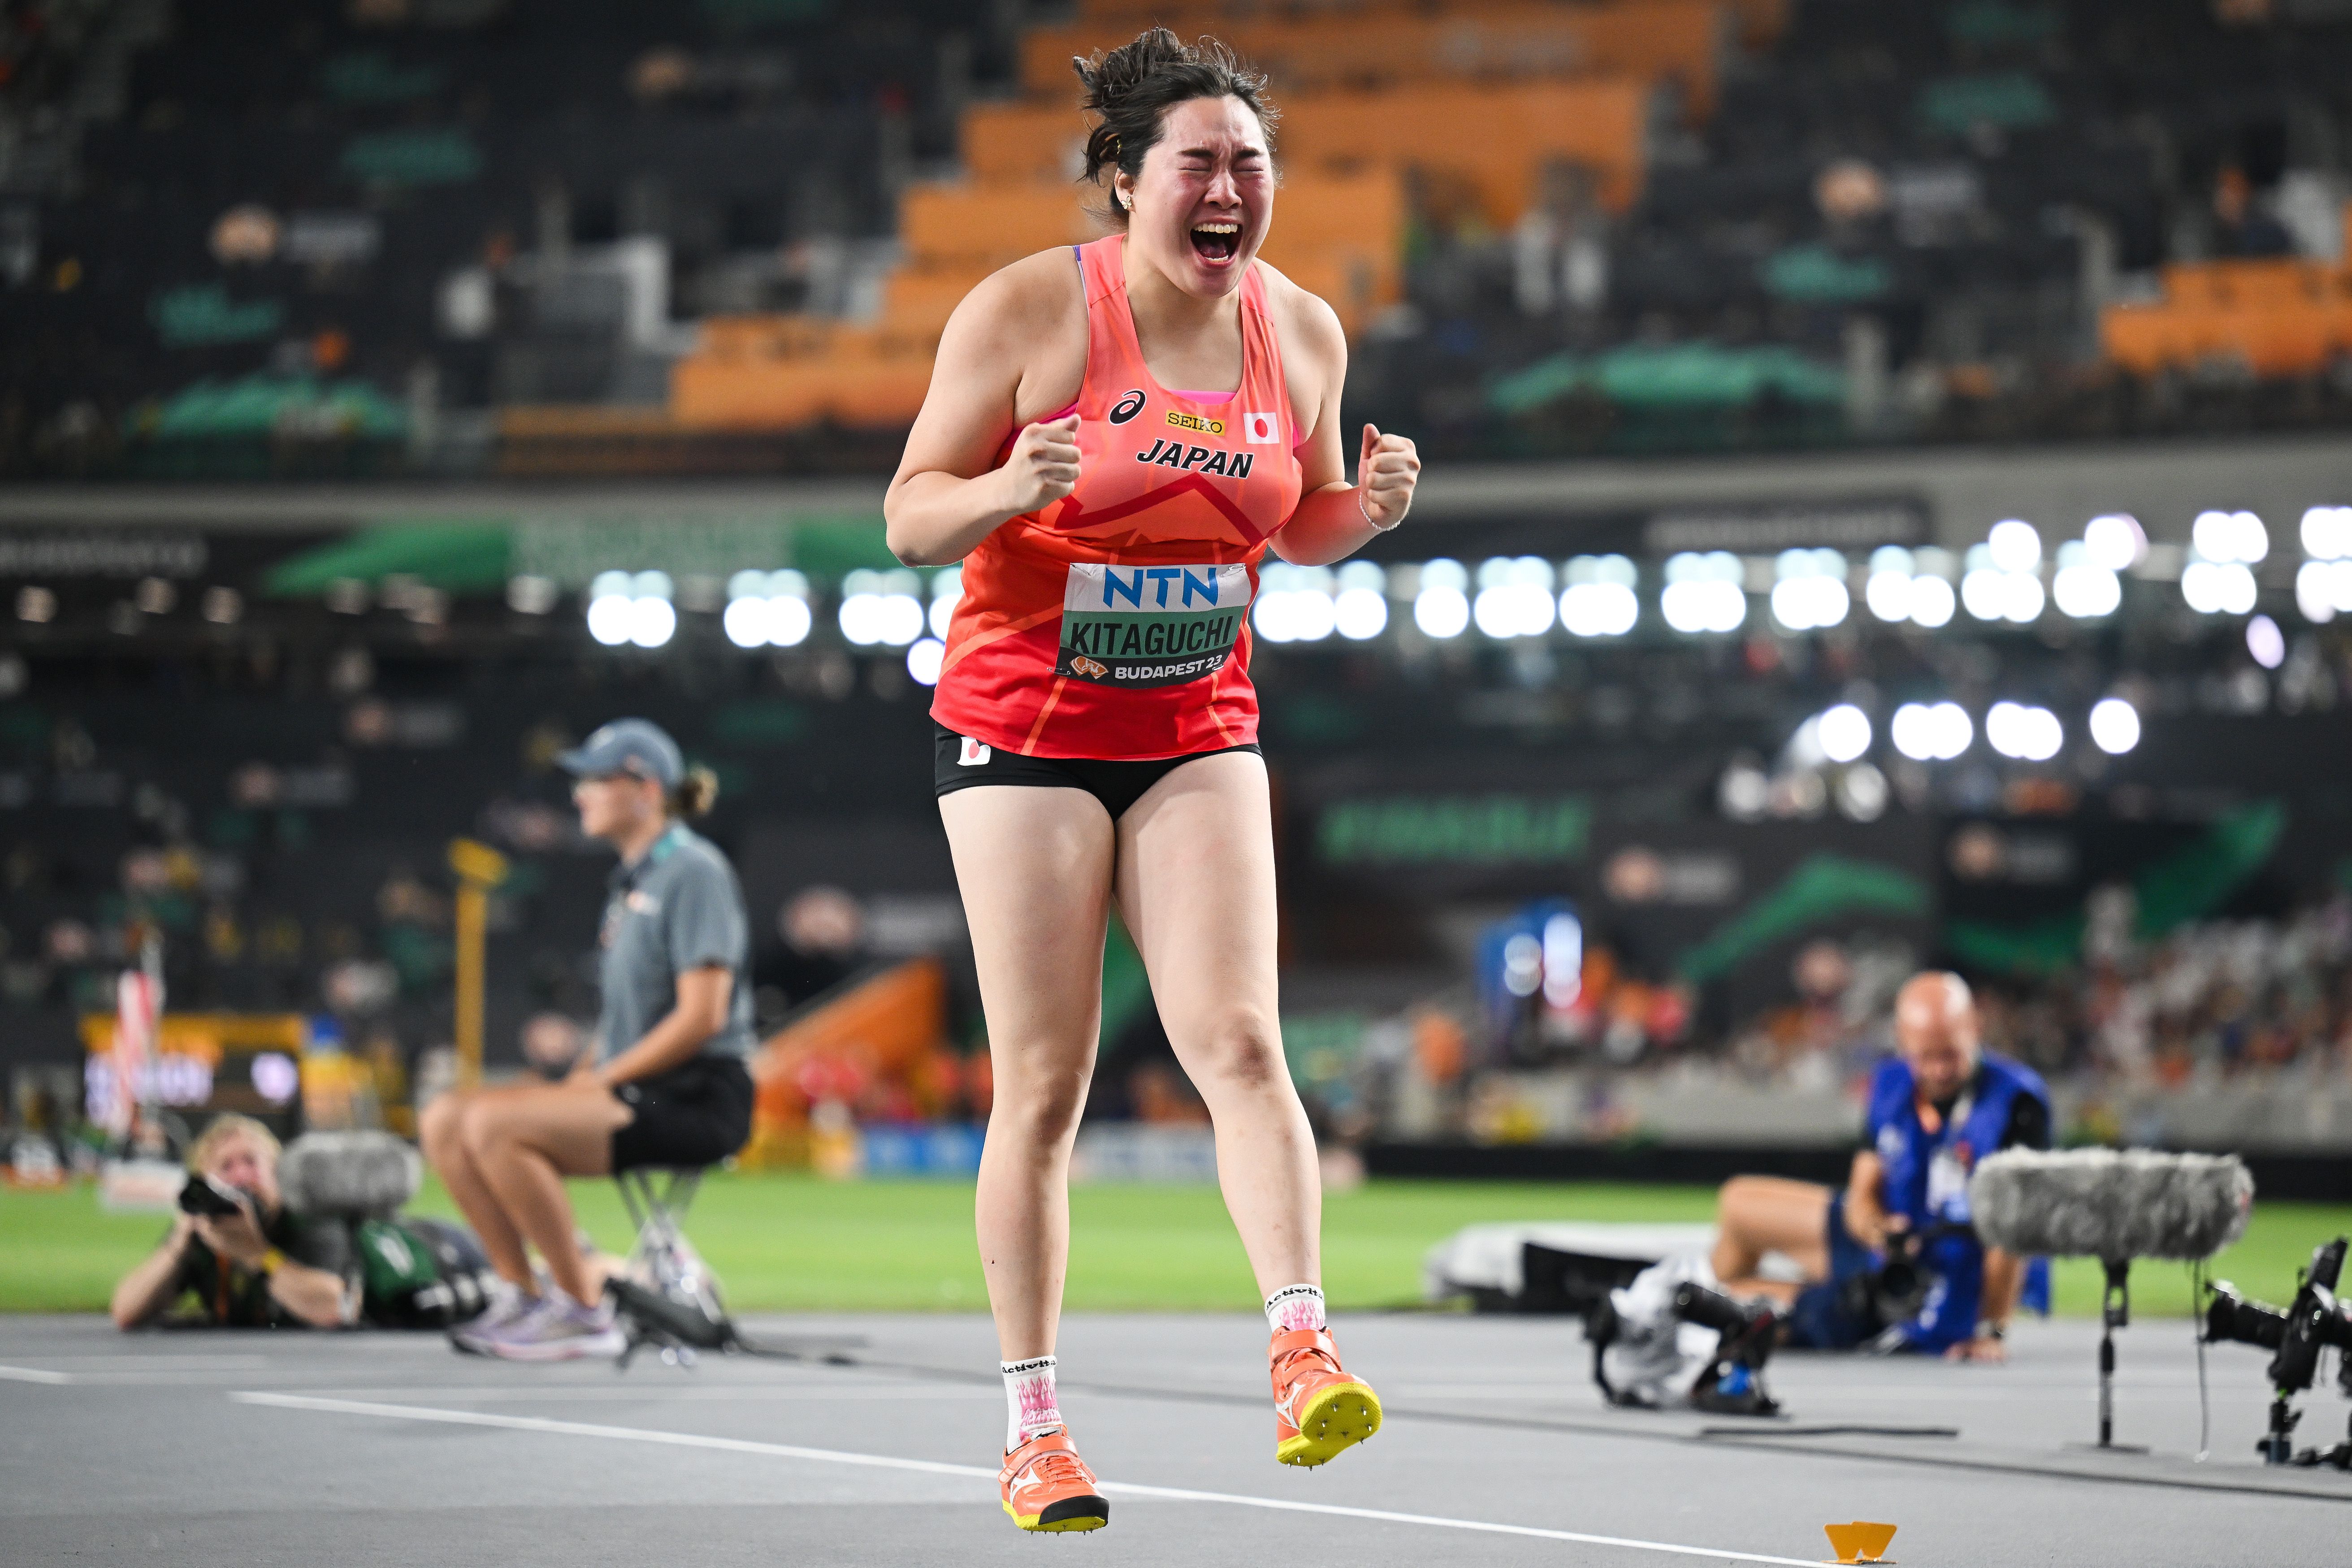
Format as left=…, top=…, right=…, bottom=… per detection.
left=419, top=719, right=756, bottom=1360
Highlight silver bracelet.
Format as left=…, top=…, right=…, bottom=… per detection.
left=1358, top=488, right=1402, bottom=532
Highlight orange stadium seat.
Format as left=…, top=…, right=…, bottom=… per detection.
left=1031, top=2, right=1723, bottom=117
left=2105, top=260, right=2348, bottom=381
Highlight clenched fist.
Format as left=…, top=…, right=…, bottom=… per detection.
left=998, top=414, right=1082, bottom=517
left=1357, top=423, right=1420, bottom=530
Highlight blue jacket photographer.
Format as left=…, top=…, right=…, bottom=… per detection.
left=1711, top=972, right=2053, bottom=1360
left=110, top=1114, right=357, bottom=1330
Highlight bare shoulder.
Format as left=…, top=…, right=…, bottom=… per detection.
left=949, top=248, right=1087, bottom=347
left=1252, top=259, right=1347, bottom=371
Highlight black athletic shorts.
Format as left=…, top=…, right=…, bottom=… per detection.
left=932, top=724, right=1261, bottom=821
left=609, top=1054, right=754, bottom=1173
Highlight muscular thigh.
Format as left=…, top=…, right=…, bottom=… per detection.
left=939, top=784, right=1118, bottom=1074
left=1112, top=751, right=1281, bottom=1054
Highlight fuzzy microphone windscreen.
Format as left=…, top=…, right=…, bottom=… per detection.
left=1969, top=1148, right=2253, bottom=1262
left=278, top=1130, right=422, bottom=1218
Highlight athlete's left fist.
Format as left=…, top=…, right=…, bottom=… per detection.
left=1357, top=423, right=1419, bottom=530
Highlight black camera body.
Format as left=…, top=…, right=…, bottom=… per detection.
left=2205, top=1237, right=2352, bottom=1466
left=1672, top=1280, right=1783, bottom=1417
left=177, top=1174, right=253, bottom=1219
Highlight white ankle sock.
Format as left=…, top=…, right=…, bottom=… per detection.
left=1264, top=1283, right=1326, bottom=1334
left=1001, top=1355, right=1063, bottom=1449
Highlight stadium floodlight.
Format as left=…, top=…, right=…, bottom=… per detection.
left=1413, top=558, right=1471, bottom=638
left=2247, top=613, right=2286, bottom=671
left=835, top=567, right=925, bottom=648
left=1818, top=702, right=1872, bottom=763
left=1559, top=554, right=1638, bottom=638
left=929, top=565, right=963, bottom=639
left=1473, top=556, right=1556, bottom=639
left=722, top=595, right=770, bottom=648
left=1987, top=519, right=2042, bottom=575
left=1892, top=699, right=1973, bottom=761
left=1661, top=550, right=1746, bottom=634
left=905, top=637, right=945, bottom=686
left=1962, top=544, right=2043, bottom=624
left=2051, top=542, right=2122, bottom=619
left=1986, top=700, right=2062, bottom=762
left=1865, top=546, right=1914, bottom=622
left=586, top=570, right=634, bottom=645
left=628, top=599, right=676, bottom=649
left=2181, top=558, right=2258, bottom=615
left=1253, top=563, right=1337, bottom=643
left=2089, top=696, right=2140, bottom=755
left=2082, top=514, right=2147, bottom=572
left=877, top=569, right=926, bottom=645
left=2296, top=559, right=2352, bottom=624
left=838, top=569, right=884, bottom=645
left=1333, top=562, right=1388, bottom=641
left=1907, top=572, right=1957, bottom=628
left=1770, top=548, right=1850, bottom=632
left=2301, top=505, right=2352, bottom=561
left=2192, top=508, right=2268, bottom=565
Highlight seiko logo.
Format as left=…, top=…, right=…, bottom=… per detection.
left=1165, top=410, right=1225, bottom=436
left=1131, top=437, right=1256, bottom=478
left=1108, top=389, right=1145, bottom=424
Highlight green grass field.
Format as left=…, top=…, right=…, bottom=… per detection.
left=4, top=1174, right=2342, bottom=1320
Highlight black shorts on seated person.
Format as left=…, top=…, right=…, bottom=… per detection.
left=608, top=1053, right=754, bottom=1173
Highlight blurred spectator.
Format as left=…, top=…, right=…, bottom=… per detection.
left=2210, top=165, right=2293, bottom=259
left=520, top=1011, right=588, bottom=1080
left=759, top=886, right=867, bottom=1007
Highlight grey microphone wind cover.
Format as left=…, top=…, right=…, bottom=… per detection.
left=1969, top=1148, right=2253, bottom=1262
left=278, top=1130, right=423, bottom=1218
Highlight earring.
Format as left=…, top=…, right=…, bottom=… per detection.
left=1118, top=190, right=1132, bottom=211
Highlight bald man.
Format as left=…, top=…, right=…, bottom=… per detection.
left=1709, top=972, right=2052, bottom=1360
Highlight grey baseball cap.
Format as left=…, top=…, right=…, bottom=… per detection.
left=555, top=718, right=683, bottom=787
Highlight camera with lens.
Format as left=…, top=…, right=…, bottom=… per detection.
left=1829, top=1226, right=1943, bottom=1342
left=2204, top=1237, right=2352, bottom=1466
left=177, top=1174, right=253, bottom=1220
left=1672, top=1280, right=1783, bottom=1417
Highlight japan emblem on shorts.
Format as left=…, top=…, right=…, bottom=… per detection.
left=957, top=736, right=992, bottom=767
left=1243, top=411, right=1278, bottom=443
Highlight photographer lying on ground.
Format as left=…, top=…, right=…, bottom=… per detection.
left=110, top=1114, right=356, bottom=1330
left=1710, top=971, right=2051, bottom=1360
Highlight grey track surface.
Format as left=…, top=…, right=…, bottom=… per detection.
left=3, top=1312, right=2345, bottom=1566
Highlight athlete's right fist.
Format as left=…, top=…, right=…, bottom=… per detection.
left=998, top=414, right=1081, bottom=516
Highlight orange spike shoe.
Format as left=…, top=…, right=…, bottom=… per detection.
left=999, top=1429, right=1110, bottom=1533
left=1270, top=1326, right=1383, bottom=1467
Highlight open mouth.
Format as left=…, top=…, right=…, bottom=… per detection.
left=1189, top=221, right=1241, bottom=264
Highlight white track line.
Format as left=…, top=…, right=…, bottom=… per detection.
left=0, top=1365, right=76, bottom=1384
left=233, top=1391, right=1822, bottom=1566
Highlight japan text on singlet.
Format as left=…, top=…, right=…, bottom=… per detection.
left=928, top=236, right=1305, bottom=760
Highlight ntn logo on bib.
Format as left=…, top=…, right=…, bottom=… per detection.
left=1057, top=562, right=1251, bottom=688
left=1063, top=562, right=1249, bottom=614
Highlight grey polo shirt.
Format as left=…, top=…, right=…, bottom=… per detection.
left=596, top=823, right=757, bottom=1062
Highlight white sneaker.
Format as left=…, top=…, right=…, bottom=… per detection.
left=449, top=1284, right=541, bottom=1356
left=476, top=1291, right=627, bottom=1363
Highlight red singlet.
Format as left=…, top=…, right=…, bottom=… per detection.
left=928, top=236, right=1305, bottom=760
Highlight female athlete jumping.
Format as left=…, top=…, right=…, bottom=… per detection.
left=884, top=28, right=1420, bottom=1535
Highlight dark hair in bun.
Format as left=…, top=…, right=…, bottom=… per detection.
left=1073, top=27, right=1277, bottom=228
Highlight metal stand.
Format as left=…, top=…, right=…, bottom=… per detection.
left=609, top=1167, right=738, bottom=1371
left=2259, top=1397, right=2303, bottom=1465
left=2072, top=1258, right=2149, bottom=1454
